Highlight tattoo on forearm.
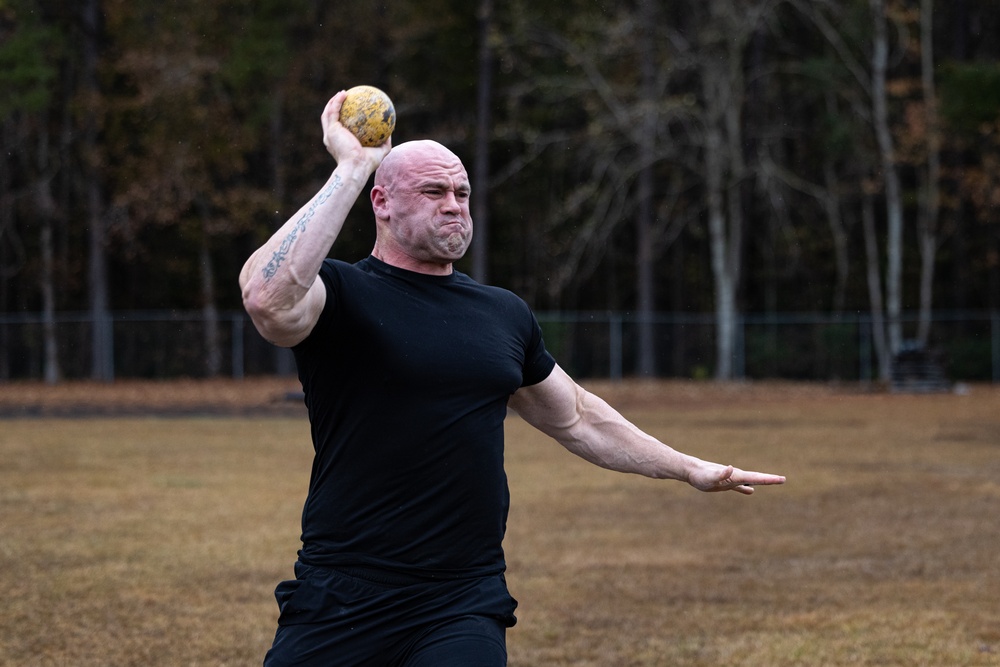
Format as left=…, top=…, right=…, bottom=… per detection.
left=262, top=175, right=343, bottom=281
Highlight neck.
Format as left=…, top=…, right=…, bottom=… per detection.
left=371, top=246, right=454, bottom=276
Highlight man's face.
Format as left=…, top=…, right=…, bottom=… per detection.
left=373, top=143, right=473, bottom=268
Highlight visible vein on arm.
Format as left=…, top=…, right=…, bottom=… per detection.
left=262, top=174, right=343, bottom=281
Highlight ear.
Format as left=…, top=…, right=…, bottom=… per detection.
left=370, top=185, right=390, bottom=222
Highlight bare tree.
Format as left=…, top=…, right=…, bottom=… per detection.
left=916, top=0, right=942, bottom=346
left=472, top=0, right=494, bottom=284
left=0, top=120, right=22, bottom=380
left=35, top=128, right=61, bottom=384
left=869, top=0, right=905, bottom=355
left=81, top=0, right=113, bottom=381
left=698, top=0, right=775, bottom=379
left=792, top=0, right=910, bottom=376
left=635, top=0, right=657, bottom=376
left=862, top=193, right=891, bottom=380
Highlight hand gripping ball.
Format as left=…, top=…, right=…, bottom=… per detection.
left=339, top=85, right=396, bottom=147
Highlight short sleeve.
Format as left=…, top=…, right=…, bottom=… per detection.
left=520, top=312, right=556, bottom=387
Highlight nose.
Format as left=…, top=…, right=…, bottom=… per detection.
left=440, top=190, right=462, bottom=213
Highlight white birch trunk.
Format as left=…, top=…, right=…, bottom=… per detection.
left=917, top=0, right=941, bottom=346
left=863, top=196, right=891, bottom=381
left=870, top=0, right=905, bottom=354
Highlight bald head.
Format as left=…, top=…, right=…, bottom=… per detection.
left=374, top=140, right=464, bottom=189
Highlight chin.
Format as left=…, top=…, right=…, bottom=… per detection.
left=444, top=235, right=471, bottom=258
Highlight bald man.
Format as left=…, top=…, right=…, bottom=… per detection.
left=240, top=91, right=785, bottom=667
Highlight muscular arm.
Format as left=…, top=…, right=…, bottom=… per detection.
left=239, top=92, right=391, bottom=347
left=508, top=365, right=786, bottom=495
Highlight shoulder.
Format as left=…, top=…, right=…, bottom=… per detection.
left=453, top=271, right=529, bottom=307
left=320, top=257, right=368, bottom=277
left=318, top=257, right=382, bottom=288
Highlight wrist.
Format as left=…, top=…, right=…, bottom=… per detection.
left=678, top=455, right=709, bottom=485
left=335, top=157, right=375, bottom=184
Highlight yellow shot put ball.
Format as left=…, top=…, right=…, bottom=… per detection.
left=339, top=85, right=396, bottom=147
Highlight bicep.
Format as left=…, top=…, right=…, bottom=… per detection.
left=509, top=364, right=584, bottom=437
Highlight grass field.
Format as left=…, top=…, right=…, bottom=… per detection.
left=1, top=380, right=998, bottom=666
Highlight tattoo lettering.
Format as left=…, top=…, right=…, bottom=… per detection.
left=262, top=175, right=343, bottom=281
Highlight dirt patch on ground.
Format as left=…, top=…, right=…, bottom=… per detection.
left=0, top=376, right=882, bottom=418
left=0, top=376, right=308, bottom=417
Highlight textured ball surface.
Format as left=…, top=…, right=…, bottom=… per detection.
left=339, top=85, right=396, bottom=147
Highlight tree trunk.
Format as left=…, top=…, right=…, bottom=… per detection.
left=705, top=110, right=737, bottom=380
left=702, top=43, right=742, bottom=380
left=36, top=128, right=61, bottom=384
left=916, top=0, right=941, bottom=346
left=723, top=57, right=746, bottom=340
left=635, top=0, right=657, bottom=377
left=824, top=92, right=850, bottom=313
left=870, top=0, right=905, bottom=354
left=199, top=232, right=221, bottom=377
left=471, top=0, right=494, bottom=284
left=670, top=234, right=686, bottom=377
left=0, top=120, right=12, bottom=381
left=265, top=85, right=295, bottom=376
left=41, top=221, right=60, bottom=383
left=82, top=0, right=113, bottom=381
left=862, top=195, right=890, bottom=381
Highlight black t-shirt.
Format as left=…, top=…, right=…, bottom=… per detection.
left=292, top=256, right=555, bottom=577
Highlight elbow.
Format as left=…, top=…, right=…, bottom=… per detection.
left=240, top=283, right=291, bottom=347
left=240, top=279, right=318, bottom=348
left=241, top=278, right=272, bottom=326
left=239, top=260, right=266, bottom=316
left=241, top=283, right=268, bottom=322
left=238, top=258, right=303, bottom=347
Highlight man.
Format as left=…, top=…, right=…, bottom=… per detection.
left=240, top=91, right=785, bottom=666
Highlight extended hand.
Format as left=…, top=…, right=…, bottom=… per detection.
left=687, top=464, right=786, bottom=496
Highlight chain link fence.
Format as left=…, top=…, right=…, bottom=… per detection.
left=1, top=309, right=998, bottom=383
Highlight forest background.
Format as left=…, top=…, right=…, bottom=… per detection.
left=1, top=0, right=999, bottom=383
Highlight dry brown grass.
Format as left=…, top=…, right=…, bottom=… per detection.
left=1, top=379, right=998, bottom=666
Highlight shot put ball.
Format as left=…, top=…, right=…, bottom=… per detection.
left=339, top=85, right=396, bottom=147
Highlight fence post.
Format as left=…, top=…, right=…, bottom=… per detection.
left=231, top=316, right=245, bottom=380
left=94, top=313, right=115, bottom=382
left=859, top=316, right=872, bottom=384
left=992, top=311, right=999, bottom=384
left=609, top=313, right=622, bottom=381
left=735, top=314, right=746, bottom=380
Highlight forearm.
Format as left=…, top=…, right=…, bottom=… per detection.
left=240, top=161, right=370, bottom=343
left=555, top=387, right=702, bottom=481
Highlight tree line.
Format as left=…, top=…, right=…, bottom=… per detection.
left=1, top=0, right=998, bottom=382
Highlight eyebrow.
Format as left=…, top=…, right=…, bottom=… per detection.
left=417, top=180, right=470, bottom=192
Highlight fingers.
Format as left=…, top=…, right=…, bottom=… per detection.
left=738, top=472, right=787, bottom=486
left=322, top=91, right=349, bottom=142
left=323, top=91, right=347, bottom=125
left=716, top=466, right=786, bottom=494
left=716, top=466, right=753, bottom=494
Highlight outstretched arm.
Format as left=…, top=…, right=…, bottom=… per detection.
left=239, top=92, right=391, bottom=347
left=508, top=365, right=786, bottom=495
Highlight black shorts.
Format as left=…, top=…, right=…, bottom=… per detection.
left=263, top=562, right=518, bottom=666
